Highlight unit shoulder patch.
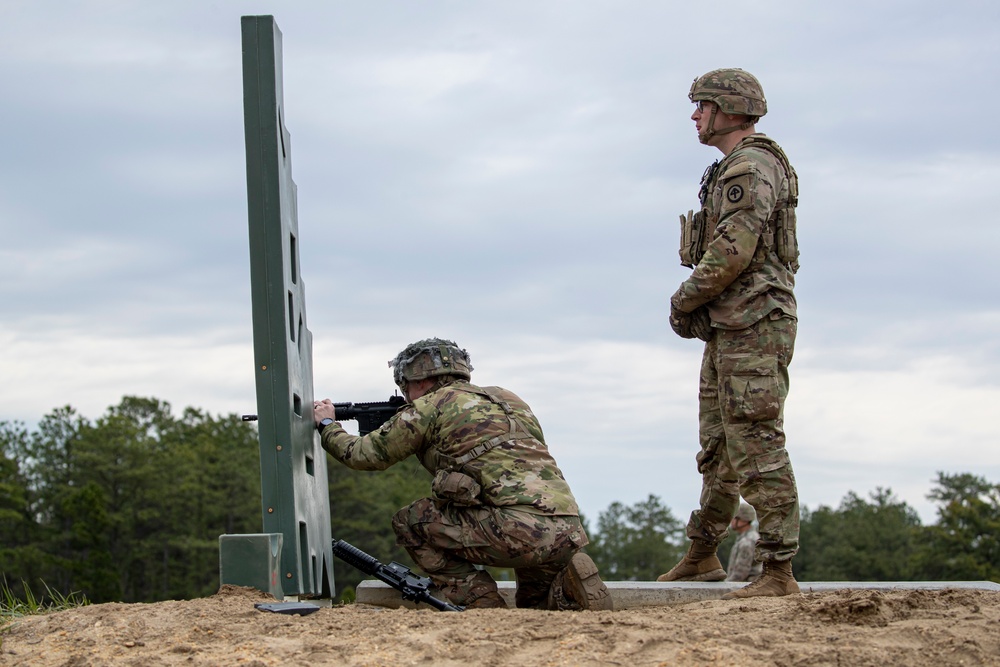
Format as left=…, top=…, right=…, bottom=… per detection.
left=718, top=161, right=757, bottom=215
left=726, top=182, right=745, bottom=204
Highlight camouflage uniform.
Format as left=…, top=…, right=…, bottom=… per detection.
left=320, top=380, right=588, bottom=608
left=672, top=129, right=801, bottom=563
left=726, top=526, right=763, bottom=582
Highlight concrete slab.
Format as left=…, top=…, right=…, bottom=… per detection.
left=355, top=579, right=1000, bottom=611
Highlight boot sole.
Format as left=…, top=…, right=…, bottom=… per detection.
left=722, top=580, right=800, bottom=600
left=565, top=553, right=614, bottom=611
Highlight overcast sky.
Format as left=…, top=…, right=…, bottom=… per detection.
left=2, top=1, right=999, bottom=527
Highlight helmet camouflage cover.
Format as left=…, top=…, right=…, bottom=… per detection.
left=388, top=338, right=473, bottom=387
left=689, top=68, right=767, bottom=119
left=735, top=502, right=757, bottom=523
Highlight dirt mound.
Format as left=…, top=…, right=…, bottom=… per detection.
left=798, top=588, right=990, bottom=628
left=2, top=586, right=998, bottom=666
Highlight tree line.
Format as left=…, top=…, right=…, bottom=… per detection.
left=1, top=397, right=997, bottom=604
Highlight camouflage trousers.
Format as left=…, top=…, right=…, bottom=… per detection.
left=686, top=310, right=800, bottom=562
left=392, top=497, right=587, bottom=608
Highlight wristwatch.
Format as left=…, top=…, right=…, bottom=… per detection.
left=317, top=418, right=335, bottom=432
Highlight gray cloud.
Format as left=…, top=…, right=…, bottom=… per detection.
left=2, top=1, right=999, bottom=524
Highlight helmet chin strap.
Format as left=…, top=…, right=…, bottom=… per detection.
left=698, top=105, right=754, bottom=145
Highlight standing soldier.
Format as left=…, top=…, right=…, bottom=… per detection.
left=658, top=68, right=802, bottom=599
left=314, top=338, right=612, bottom=611
left=726, top=503, right=763, bottom=583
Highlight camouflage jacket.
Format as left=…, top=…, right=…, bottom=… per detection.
left=673, top=134, right=797, bottom=329
left=320, top=380, right=581, bottom=516
left=726, top=527, right=763, bottom=582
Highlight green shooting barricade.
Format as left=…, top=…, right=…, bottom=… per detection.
left=220, top=15, right=334, bottom=601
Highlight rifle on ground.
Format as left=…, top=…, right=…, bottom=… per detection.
left=331, top=538, right=463, bottom=612
left=242, top=394, right=405, bottom=435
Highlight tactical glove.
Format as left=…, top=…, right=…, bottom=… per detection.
left=669, top=302, right=694, bottom=339
left=690, top=307, right=715, bottom=342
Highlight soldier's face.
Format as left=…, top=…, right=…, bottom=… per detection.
left=692, top=100, right=746, bottom=146
left=692, top=100, right=722, bottom=145
left=691, top=100, right=714, bottom=131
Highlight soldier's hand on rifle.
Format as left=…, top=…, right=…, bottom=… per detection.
left=313, top=398, right=336, bottom=425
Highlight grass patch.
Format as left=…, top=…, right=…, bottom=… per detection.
left=0, top=578, right=89, bottom=641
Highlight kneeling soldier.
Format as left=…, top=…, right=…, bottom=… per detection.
left=315, top=338, right=612, bottom=611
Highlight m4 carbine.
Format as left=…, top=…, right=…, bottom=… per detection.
left=331, top=395, right=405, bottom=435
left=332, top=538, right=463, bottom=612
left=242, top=394, right=405, bottom=435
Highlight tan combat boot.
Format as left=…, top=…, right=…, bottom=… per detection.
left=453, top=571, right=508, bottom=609
left=549, top=552, right=614, bottom=611
left=721, top=559, right=799, bottom=599
left=463, top=590, right=508, bottom=609
left=656, top=540, right=726, bottom=582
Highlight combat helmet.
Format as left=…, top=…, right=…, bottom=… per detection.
left=689, top=68, right=766, bottom=143
left=388, top=338, right=473, bottom=388
left=734, top=503, right=757, bottom=523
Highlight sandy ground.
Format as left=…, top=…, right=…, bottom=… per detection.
left=2, top=584, right=999, bottom=666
